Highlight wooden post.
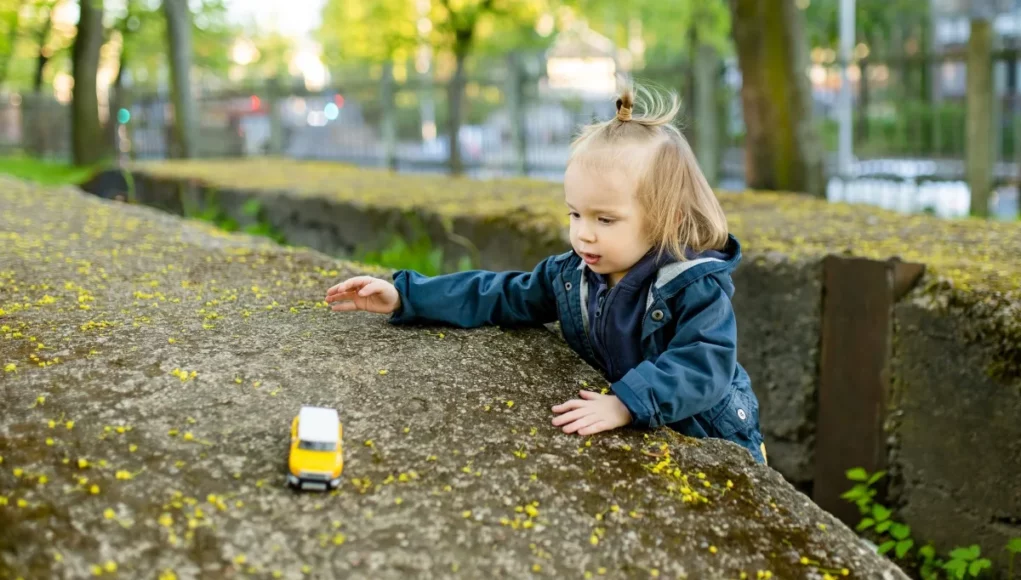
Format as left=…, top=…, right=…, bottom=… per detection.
left=506, top=52, right=527, bottom=176
left=381, top=61, right=398, bottom=171
left=266, top=77, right=284, bottom=156
left=814, top=256, right=924, bottom=526
left=966, top=16, right=993, bottom=217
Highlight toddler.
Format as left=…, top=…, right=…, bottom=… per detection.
left=325, top=80, right=767, bottom=465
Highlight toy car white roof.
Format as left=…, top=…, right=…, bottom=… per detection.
left=297, top=406, right=340, bottom=443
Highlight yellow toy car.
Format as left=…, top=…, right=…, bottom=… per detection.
left=286, top=406, right=344, bottom=491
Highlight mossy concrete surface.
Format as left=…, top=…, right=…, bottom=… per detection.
left=0, top=178, right=911, bottom=579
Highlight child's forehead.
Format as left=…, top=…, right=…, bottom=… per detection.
left=564, top=165, right=638, bottom=208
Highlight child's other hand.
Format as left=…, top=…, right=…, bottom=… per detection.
left=325, top=276, right=401, bottom=315
left=551, top=391, right=632, bottom=436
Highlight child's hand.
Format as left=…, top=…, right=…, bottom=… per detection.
left=325, top=276, right=401, bottom=315
left=551, top=390, right=632, bottom=435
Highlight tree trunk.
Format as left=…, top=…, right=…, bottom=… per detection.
left=729, top=0, right=825, bottom=196
left=966, top=17, right=993, bottom=217
left=447, top=43, right=468, bottom=176
left=33, top=5, right=54, bottom=93
left=71, top=0, right=106, bottom=166
left=857, top=59, right=869, bottom=148
left=163, top=0, right=196, bottom=159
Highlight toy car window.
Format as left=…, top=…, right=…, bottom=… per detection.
left=299, top=440, right=336, bottom=451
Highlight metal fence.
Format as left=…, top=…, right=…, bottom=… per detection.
left=1, top=54, right=1019, bottom=219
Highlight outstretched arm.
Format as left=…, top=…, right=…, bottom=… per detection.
left=388, top=255, right=560, bottom=328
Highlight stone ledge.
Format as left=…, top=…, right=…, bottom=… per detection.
left=0, top=177, right=908, bottom=578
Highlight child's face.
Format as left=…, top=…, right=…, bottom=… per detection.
left=564, top=161, right=652, bottom=286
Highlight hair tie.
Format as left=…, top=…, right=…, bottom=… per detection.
left=616, top=98, right=632, bottom=121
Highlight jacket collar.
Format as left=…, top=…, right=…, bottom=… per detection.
left=574, top=234, right=741, bottom=300
left=651, top=234, right=741, bottom=299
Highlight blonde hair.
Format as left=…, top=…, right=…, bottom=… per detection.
left=567, top=77, right=729, bottom=262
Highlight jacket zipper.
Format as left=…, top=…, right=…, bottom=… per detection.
left=595, top=287, right=615, bottom=379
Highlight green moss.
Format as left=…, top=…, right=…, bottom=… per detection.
left=916, top=276, right=1021, bottom=382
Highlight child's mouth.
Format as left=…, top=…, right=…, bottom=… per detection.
left=581, top=252, right=601, bottom=265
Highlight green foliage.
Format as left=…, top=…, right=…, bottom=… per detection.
left=316, top=0, right=554, bottom=72
left=182, top=190, right=472, bottom=275
left=353, top=216, right=473, bottom=276
left=569, top=0, right=731, bottom=59
left=842, top=468, right=1018, bottom=579
left=355, top=235, right=445, bottom=277
left=0, top=155, right=103, bottom=186
left=182, top=192, right=282, bottom=244
left=803, top=0, right=929, bottom=58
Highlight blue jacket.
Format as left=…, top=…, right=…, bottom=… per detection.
left=388, top=234, right=763, bottom=458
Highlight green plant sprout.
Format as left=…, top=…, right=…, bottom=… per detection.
left=842, top=468, right=1018, bottom=579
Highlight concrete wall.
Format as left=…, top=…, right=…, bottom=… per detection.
left=889, top=290, right=1021, bottom=573
left=731, top=254, right=822, bottom=487
left=100, top=169, right=1021, bottom=569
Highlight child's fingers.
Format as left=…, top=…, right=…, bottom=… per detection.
left=327, top=276, right=372, bottom=296
left=330, top=301, right=360, bottom=312
left=358, top=280, right=386, bottom=297
left=578, top=390, right=601, bottom=399
left=577, top=421, right=610, bottom=436
left=560, top=413, right=601, bottom=434
left=551, top=406, right=592, bottom=427
left=325, top=289, right=357, bottom=303
left=551, top=399, right=583, bottom=413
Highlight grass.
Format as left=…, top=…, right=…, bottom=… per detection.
left=0, top=155, right=104, bottom=187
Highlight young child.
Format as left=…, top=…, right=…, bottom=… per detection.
left=325, top=80, right=767, bottom=465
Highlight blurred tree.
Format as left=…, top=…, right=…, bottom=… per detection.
left=432, top=0, right=550, bottom=174
left=571, top=0, right=731, bottom=65
left=316, top=0, right=550, bottom=175
left=803, top=0, right=929, bottom=57
left=103, top=0, right=233, bottom=90
left=243, top=29, right=297, bottom=82
left=72, top=0, right=105, bottom=165
left=729, top=0, right=825, bottom=196
left=163, top=0, right=195, bottom=158
left=30, top=1, right=58, bottom=92
left=317, top=0, right=418, bottom=67
left=0, top=0, right=25, bottom=86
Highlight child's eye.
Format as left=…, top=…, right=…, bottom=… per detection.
left=568, top=212, right=580, bottom=219
left=598, top=217, right=615, bottom=224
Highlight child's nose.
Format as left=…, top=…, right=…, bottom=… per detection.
left=577, top=224, right=596, bottom=242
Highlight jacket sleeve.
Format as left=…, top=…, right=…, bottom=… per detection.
left=387, top=255, right=560, bottom=328
left=610, top=275, right=737, bottom=429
